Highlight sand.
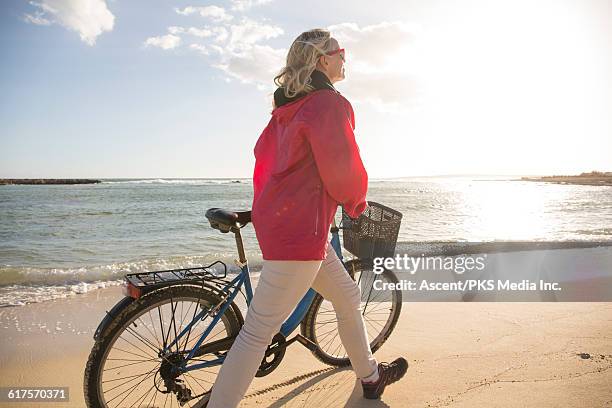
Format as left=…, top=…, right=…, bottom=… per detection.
left=1, top=266, right=611, bottom=407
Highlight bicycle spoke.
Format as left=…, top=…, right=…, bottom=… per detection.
left=127, top=377, right=158, bottom=408
left=321, top=333, right=341, bottom=353
left=105, top=357, right=159, bottom=371
left=148, top=309, right=163, bottom=350
left=103, top=364, right=159, bottom=402
left=110, top=364, right=159, bottom=407
left=163, top=298, right=179, bottom=353
left=116, top=332, right=158, bottom=361
left=136, top=314, right=163, bottom=349
left=184, top=371, right=215, bottom=386
left=124, top=323, right=162, bottom=355
left=107, top=357, right=158, bottom=362
left=314, top=317, right=339, bottom=325
left=158, top=305, right=167, bottom=349
left=170, top=298, right=181, bottom=354
left=179, top=299, right=201, bottom=353
left=315, top=325, right=340, bottom=340
left=104, top=346, right=152, bottom=363
left=365, top=318, right=384, bottom=332
left=331, top=340, right=345, bottom=358
left=145, top=376, right=163, bottom=408
left=102, top=366, right=158, bottom=384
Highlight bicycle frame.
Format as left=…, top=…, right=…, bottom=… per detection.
left=164, top=217, right=346, bottom=375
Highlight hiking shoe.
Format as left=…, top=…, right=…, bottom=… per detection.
left=361, top=357, right=409, bottom=399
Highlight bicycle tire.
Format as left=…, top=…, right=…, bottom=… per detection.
left=301, top=259, right=402, bottom=367
left=84, top=285, right=242, bottom=408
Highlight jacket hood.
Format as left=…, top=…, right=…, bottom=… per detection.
left=271, top=92, right=318, bottom=124
left=272, top=70, right=338, bottom=124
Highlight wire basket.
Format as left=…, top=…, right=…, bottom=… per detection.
left=341, top=201, right=403, bottom=259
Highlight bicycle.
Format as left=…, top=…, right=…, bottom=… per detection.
left=84, top=202, right=403, bottom=407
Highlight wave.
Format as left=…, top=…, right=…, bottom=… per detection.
left=101, top=179, right=251, bottom=185
left=573, top=228, right=612, bottom=236
left=0, top=252, right=264, bottom=307
left=0, top=280, right=125, bottom=307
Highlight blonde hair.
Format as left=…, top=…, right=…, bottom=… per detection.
left=274, top=29, right=334, bottom=99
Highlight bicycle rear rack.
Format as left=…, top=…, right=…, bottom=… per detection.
left=123, top=261, right=230, bottom=298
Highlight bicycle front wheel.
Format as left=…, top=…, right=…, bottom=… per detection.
left=84, top=285, right=242, bottom=408
left=302, top=259, right=402, bottom=366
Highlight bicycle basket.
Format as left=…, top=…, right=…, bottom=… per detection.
left=341, top=201, right=402, bottom=259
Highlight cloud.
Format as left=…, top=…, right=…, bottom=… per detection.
left=181, top=17, right=284, bottom=88
left=209, top=44, right=225, bottom=55
left=327, top=22, right=421, bottom=111
left=150, top=10, right=419, bottom=111
left=213, top=44, right=286, bottom=89
left=167, top=26, right=228, bottom=42
left=167, top=26, right=185, bottom=35
left=166, top=17, right=283, bottom=51
left=187, top=27, right=214, bottom=38
left=23, top=0, right=115, bottom=46
left=211, top=26, right=228, bottom=43
left=189, top=43, right=209, bottom=55
left=328, top=21, right=417, bottom=71
left=168, top=26, right=213, bottom=38
left=175, top=5, right=233, bottom=23
left=229, top=0, right=273, bottom=12
left=226, top=17, right=283, bottom=50
left=144, top=34, right=182, bottom=50
left=153, top=14, right=284, bottom=89
left=23, top=11, right=51, bottom=25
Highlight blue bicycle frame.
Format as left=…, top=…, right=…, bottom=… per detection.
left=163, top=218, right=346, bottom=375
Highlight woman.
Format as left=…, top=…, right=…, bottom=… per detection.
left=200, top=28, right=408, bottom=408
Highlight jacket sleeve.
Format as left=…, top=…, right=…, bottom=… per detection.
left=304, top=92, right=368, bottom=218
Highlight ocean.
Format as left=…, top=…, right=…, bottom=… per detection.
left=1, top=176, right=611, bottom=307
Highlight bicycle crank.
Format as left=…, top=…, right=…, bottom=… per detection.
left=256, top=333, right=286, bottom=377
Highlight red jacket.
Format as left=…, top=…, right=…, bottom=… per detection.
left=252, top=89, right=368, bottom=260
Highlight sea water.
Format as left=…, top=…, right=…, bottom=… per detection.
left=1, top=176, right=610, bottom=306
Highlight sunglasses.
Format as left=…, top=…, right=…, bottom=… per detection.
left=326, top=48, right=345, bottom=62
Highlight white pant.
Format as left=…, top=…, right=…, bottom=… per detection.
left=207, top=244, right=379, bottom=407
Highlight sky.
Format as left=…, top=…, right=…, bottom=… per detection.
left=1, top=0, right=610, bottom=178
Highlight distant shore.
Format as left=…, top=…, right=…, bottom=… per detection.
left=0, top=179, right=101, bottom=185
left=521, top=171, right=612, bottom=186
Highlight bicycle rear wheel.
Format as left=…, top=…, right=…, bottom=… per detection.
left=302, top=259, right=402, bottom=366
left=84, top=285, right=242, bottom=408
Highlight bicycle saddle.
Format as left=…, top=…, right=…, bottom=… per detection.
left=205, top=208, right=251, bottom=233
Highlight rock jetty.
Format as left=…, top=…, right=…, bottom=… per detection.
left=0, top=179, right=101, bottom=185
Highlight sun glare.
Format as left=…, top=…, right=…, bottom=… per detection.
left=458, top=179, right=569, bottom=240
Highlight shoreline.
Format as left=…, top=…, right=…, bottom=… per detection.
left=520, top=173, right=612, bottom=187
left=2, top=241, right=612, bottom=308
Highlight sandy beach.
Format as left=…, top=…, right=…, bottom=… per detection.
left=1, top=274, right=611, bottom=407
